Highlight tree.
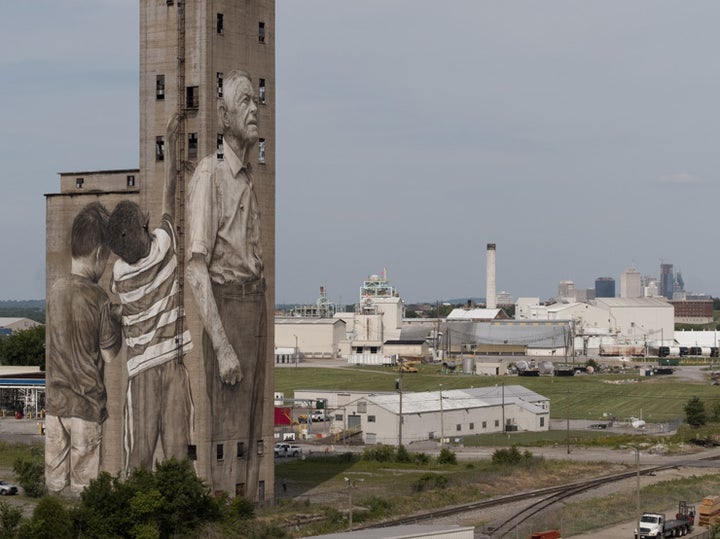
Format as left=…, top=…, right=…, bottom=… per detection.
left=0, top=500, right=23, bottom=538
left=0, top=326, right=46, bottom=369
left=17, top=496, right=73, bottom=539
left=13, top=445, right=45, bottom=498
left=74, top=459, right=219, bottom=539
left=684, top=396, right=707, bottom=427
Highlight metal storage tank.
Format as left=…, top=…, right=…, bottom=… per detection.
left=462, top=357, right=475, bottom=374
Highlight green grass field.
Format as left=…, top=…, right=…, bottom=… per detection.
left=275, top=364, right=720, bottom=423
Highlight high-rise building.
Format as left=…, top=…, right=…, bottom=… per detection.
left=557, top=280, right=575, bottom=300
left=595, top=277, right=615, bottom=298
left=660, top=263, right=674, bottom=299
left=620, top=267, right=642, bottom=298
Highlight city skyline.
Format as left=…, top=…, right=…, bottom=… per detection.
left=2, top=2, right=719, bottom=304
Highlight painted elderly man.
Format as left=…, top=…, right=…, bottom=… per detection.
left=186, top=70, right=266, bottom=497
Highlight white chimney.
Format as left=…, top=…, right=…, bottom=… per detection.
left=486, top=243, right=496, bottom=309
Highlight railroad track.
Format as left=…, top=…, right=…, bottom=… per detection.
left=361, top=464, right=675, bottom=533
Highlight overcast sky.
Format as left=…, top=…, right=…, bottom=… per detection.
left=2, top=1, right=719, bottom=305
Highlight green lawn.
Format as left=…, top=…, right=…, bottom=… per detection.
left=275, top=364, right=720, bottom=422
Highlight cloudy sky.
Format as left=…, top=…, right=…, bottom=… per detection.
left=2, top=1, right=719, bottom=305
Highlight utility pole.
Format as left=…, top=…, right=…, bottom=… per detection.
left=439, top=384, right=444, bottom=447
left=397, top=359, right=403, bottom=447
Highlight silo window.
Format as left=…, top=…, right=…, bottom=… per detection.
left=126, top=175, right=135, bottom=188
left=259, top=78, right=266, bottom=104
left=258, top=21, right=265, bottom=43
left=216, top=134, right=224, bottom=159
left=258, top=138, right=266, bottom=164
left=156, top=75, right=165, bottom=100
left=76, top=178, right=84, bottom=189
left=156, top=136, right=165, bottom=161
left=217, top=72, right=223, bottom=98
left=186, top=86, right=199, bottom=109
left=217, top=13, right=224, bottom=35
left=188, top=133, right=198, bottom=160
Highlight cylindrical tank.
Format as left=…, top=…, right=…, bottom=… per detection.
left=463, top=357, right=475, bottom=374
left=515, top=360, right=528, bottom=372
left=538, top=361, right=554, bottom=375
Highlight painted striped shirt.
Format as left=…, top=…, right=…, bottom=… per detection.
left=112, top=214, right=192, bottom=378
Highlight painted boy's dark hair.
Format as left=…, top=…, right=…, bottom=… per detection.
left=71, top=202, right=110, bottom=258
left=108, top=200, right=147, bottom=264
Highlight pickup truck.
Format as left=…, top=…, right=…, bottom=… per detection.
left=274, top=443, right=302, bottom=458
left=635, top=501, right=695, bottom=539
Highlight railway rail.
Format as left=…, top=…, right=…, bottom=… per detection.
left=361, top=464, right=676, bottom=534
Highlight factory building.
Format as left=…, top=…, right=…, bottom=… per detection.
left=274, top=318, right=346, bottom=360
left=294, top=385, right=549, bottom=446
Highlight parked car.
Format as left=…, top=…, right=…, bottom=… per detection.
left=274, top=443, right=302, bottom=458
left=0, top=480, right=18, bottom=495
left=310, top=411, right=327, bottom=422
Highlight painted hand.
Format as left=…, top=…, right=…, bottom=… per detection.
left=217, top=342, right=243, bottom=385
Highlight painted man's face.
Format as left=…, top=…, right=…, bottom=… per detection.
left=228, top=78, right=259, bottom=146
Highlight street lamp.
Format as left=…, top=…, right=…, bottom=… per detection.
left=344, top=477, right=364, bottom=531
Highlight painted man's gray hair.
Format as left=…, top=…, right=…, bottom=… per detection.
left=218, top=70, right=253, bottom=129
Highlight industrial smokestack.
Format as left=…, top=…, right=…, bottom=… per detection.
left=486, top=243, right=496, bottom=309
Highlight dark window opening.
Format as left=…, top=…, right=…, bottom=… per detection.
left=258, top=21, right=265, bottom=43
left=258, top=138, right=266, bottom=164
left=469, top=422, right=475, bottom=430
left=235, top=483, right=245, bottom=497
left=126, top=175, right=135, bottom=188
left=256, top=440, right=264, bottom=456
left=217, top=13, right=224, bottom=34
left=187, top=445, right=197, bottom=460
left=217, top=443, right=224, bottom=461
left=217, top=72, right=223, bottom=98
left=259, top=78, right=266, bottom=104
left=156, top=74, right=165, bottom=100
left=188, top=133, right=198, bottom=160
left=216, top=134, right=224, bottom=159
left=186, top=86, right=199, bottom=109
left=237, top=442, right=245, bottom=458
left=156, top=136, right=165, bottom=161
left=258, top=480, right=265, bottom=502
left=76, top=178, right=84, bottom=189
left=456, top=424, right=461, bottom=431
left=166, top=0, right=174, bottom=5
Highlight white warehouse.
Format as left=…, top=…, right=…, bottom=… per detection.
left=296, top=385, right=549, bottom=446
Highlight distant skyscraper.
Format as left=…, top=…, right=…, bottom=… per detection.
left=595, top=277, right=615, bottom=298
left=620, top=267, right=642, bottom=298
left=557, top=280, right=575, bottom=300
left=660, top=263, right=674, bottom=299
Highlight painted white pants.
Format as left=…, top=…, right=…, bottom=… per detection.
left=45, top=414, right=102, bottom=495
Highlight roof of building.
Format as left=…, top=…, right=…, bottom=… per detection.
left=0, top=318, right=43, bottom=330
left=595, top=297, right=672, bottom=309
left=674, top=331, right=719, bottom=347
left=275, top=317, right=345, bottom=326
left=360, top=385, right=548, bottom=416
left=447, top=308, right=502, bottom=321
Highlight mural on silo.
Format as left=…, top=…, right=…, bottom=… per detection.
left=185, top=70, right=267, bottom=496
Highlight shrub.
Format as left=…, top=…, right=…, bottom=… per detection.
left=412, top=452, right=430, bottom=465
left=18, top=496, right=73, bottom=539
left=396, top=444, right=411, bottom=463
left=362, top=445, right=395, bottom=462
left=0, top=500, right=22, bottom=538
left=492, top=445, right=531, bottom=465
left=411, top=473, right=448, bottom=492
left=13, top=445, right=45, bottom=498
left=437, top=447, right=457, bottom=465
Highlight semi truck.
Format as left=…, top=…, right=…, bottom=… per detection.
left=634, top=501, right=695, bottom=539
